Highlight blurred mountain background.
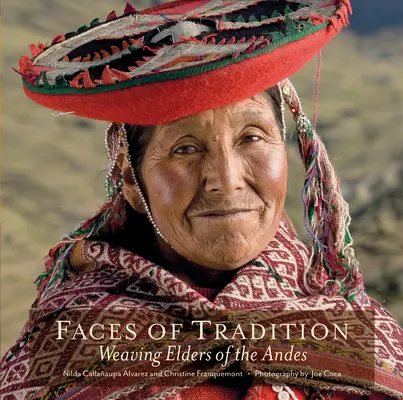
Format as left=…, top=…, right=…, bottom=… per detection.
left=1, top=0, right=403, bottom=354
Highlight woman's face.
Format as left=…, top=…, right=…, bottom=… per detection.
left=128, top=92, right=287, bottom=270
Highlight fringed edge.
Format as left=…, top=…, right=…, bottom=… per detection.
left=36, top=123, right=126, bottom=305
left=279, top=78, right=362, bottom=303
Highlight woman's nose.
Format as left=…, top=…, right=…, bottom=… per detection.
left=203, top=145, right=245, bottom=194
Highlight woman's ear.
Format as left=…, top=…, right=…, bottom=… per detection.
left=117, top=146, right=147, bottom=215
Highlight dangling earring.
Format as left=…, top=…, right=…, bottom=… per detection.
left=104, top=123, right=124, bottom=200
left=119, top=123, right=172, bottom=246
left=277, top=82, right=287, bottom=142
left=104, top=123, right=126, bottom=231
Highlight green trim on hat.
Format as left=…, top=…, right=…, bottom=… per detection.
left=23, top=21, right=328, bottom=95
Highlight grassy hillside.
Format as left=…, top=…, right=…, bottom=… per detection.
left=1, top=0, right=402, bottom=355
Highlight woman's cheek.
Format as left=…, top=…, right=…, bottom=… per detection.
left=146, top=162, right=198, bottom=209
left=246, top=146, right=287, bottom=188
left=268, top=147, right=287, bottom=182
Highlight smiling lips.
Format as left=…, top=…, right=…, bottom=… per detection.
left=194, top=209, right=255, bottom=218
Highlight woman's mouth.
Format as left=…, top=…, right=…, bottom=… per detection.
left=194, top=209, right=255, bottom=218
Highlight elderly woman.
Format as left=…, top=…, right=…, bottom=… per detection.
left=1, top=1, right=402, bottom=399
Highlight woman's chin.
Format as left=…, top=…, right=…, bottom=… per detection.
left=186, top=233, right=266, bottom=270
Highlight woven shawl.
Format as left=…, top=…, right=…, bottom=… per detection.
left=1, top=221, right=402, bottom=399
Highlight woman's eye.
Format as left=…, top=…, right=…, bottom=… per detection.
left=242, top=135, right=261, bottom=143
left=174, top=145, right=199, bottom=154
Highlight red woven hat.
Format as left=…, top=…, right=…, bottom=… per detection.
left=17, top=0, right=352, bottom=125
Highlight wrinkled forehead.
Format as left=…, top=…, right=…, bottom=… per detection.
left=156, top=91, right=276, bottom=132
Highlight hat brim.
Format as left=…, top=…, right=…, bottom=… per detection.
left=23, top=19, right=341, bottom=125
left=19, top=0, right=350, bottom=125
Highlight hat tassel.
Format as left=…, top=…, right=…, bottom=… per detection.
left=279, top=79, right=363, bottom=302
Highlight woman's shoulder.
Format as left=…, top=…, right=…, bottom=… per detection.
left=69, top=240, right=95, bottom=273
